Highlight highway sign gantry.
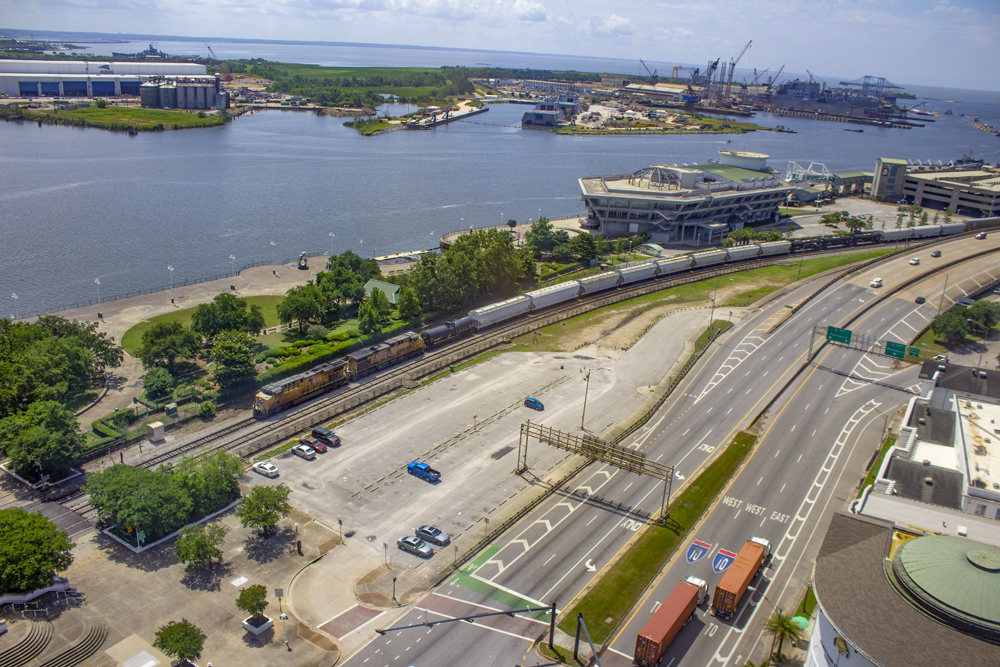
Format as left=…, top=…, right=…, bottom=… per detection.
left=826, top=326, right=852, bottom=344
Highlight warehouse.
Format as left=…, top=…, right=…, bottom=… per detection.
left=0, top=58, right=207, bottom=100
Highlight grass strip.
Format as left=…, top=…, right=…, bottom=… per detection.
left=796, top=584, right=817, bottom=618
left=256, top=439, right=300, bottom=461
left=857, top=436, right=896, bottom=498
left=558, top=431, right=757, bottom=645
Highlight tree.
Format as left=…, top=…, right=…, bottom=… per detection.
left=211, top=330, right=257, bottom=387
left=843, top=217, right=867, bottom=234
left=235, top=583, right=270, bottom=623
left=87, top=465, right=193, bottom=542
left=174, top=451, right=242, bottom=518
left=190, top=293, right=266, bottom=339
left=174, top=522, right=228, bottom=570
left=397, top=286, right=422, bottom=321
left=570, top=232, right=602, bottom=262
left=943, top=206, right=953, bottom=223
left=0, top=508, right=73, bottom=594
left=276, top=284, right=322, bottom=333
left=525, top=217, right=558, bottom=251
left=763, top=611, right=803, bottom=662
left=784, top=224, right=795, bottom=239
left=236, top=483, right=292, bottom=535
left=154, top=619, right=206, bottom=666
left=931, top=309, right=970, bottom=346
left=136, top=321, right=201, bottom=373
left=358, top=287, right=391, bottom=334
left=968, top=300, right=1000, bottom=330
left=0, top=400, right=84, bottom=480
left=143, top=366, right=174, bottom=400
left=933, top=211, right=940, bottom=224
left=551, top=244, right=574, bottom=262
left=895, top=213, right=904, bottom=230
left=919, top=211, right=929, bottom=226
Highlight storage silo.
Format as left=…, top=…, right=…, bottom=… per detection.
left=205, top=87, right=215, bottom=109
left=195, top=85, right=206, bottom=109
left=140, top=82, right=160, bottom=108
left=175, top=85, right=187, bottom=109
left=161, top=83, right=176, bottom=108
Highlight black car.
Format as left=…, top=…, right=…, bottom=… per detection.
left=312, top=426, right=341, bottom=447
left=915, top=296, right=926, bottom=304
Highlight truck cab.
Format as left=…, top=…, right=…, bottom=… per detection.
left=750, top=536, right=772, bottom=559
left=685, top=576, right=709, bottom=605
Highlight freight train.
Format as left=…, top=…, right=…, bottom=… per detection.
left=252, top=221, right=988, bottom=418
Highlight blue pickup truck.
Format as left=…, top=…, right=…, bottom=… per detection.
left=407, top=462, right=441, bottom=482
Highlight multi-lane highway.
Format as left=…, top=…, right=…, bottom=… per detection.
left=341, top=235, right=999, bottom=667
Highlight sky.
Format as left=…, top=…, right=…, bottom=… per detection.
left=2, top=0, right=999, bottom=91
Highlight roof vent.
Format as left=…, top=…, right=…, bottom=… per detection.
left=923, top=460, right=932, bottom=467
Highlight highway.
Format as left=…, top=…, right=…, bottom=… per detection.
left=340, top=235, right=1000, bottom=667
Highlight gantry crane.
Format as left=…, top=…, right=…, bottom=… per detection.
left=724, top=40, right=751, bottom=100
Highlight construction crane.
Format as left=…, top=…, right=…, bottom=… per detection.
left=640, top=59, right=658, bottom=86
left=204, top=43, right=232, bottom=81
left=806, top=69, right=816, bottom=84
left=724, top=40, right=752, bottom=100
left=704, top=57, right=720, bottom=99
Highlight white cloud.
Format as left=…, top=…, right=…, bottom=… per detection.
left=585, top=13, right=634, bottom=35
left=512, top=0, right=547, bottom=21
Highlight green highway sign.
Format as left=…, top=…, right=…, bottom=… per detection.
left=886, top=341, right=906, bottom=359
left=908, top=347, right=922, bottom=358
left=827, top=327, right=852, bottom=344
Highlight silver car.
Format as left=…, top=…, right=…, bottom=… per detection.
left=397, top=535, right=434, bottom=558
left=251, top=461, right=279, bottom=478
left=292, top=444, right=316, bottom=460
left=415, top=525, right=450, bottom=546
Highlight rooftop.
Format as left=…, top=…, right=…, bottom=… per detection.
left=907, top=169, right=1000, bottom=193
left=814, top=512, right=1000, bottom=665
left=880, top=158, right=909, bottom=165
left=958, top=398, right=1000, bottom=496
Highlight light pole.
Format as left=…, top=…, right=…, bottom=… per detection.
left=94, top=278, right=101, bottom=308
left=392, top=577, right=397, bottom=605
left=329, top=232, right=335, bottom=256
left=937, top=274, right=950, bottom=316
left=229, top=254, right=235, bottom=276
left=167, top=265, right=174, bottom=299
left=710, top=276, right=719, bottom=323
left=967, top=319, right=988, bottom=368
left=747, top=586, right=781, bottom=666
left=485, top=517, right=489, bottom=539
left=581, top=369, right=592, bottom=430
left=279, top=612, right=289, bottom=649
left=270, top=240, right=276, bottom=267
left=11, top=292, right=18, bottom=320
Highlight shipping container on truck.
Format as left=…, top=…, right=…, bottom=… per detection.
left=634, top=576, right=708, bottom=666
left=711, top=537, right=770, bottom=620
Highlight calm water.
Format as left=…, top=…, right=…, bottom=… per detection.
left=4, top=44, right=1000, bottom=317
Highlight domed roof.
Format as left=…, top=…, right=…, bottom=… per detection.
left=893, top=535, right=1000, bottom=630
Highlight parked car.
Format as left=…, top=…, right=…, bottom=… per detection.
left=292, top=444, right=316, bottom=460
left=524, top=397, right=544, bottom=411
left=909, top=258, right=920, bottom=265
left=312, top=426, right=341, bottom=447
left=869, top=278, right=883, bottom=288
left=976, top=232, right=987, bottom=239
left=397, top=535, right=434, bottom=558
left=415, top=525, right=451, bottom=546
left=931, top=250, right=942, bottom=258
left=300, top=435, right=326, bottom=453
left=915, top=296, right=926, bottom=304
left=252, top=461, right=279, bottom=478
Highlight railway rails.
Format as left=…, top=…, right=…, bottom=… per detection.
left=51, top=236, right=982, bottom=522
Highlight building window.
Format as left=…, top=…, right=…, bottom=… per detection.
left=975, top=504, right=987, bottom=517
left=995, top=507, right=1000, bottom=521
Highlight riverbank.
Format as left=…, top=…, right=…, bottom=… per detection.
left=0, top=104, right=226, bottom=131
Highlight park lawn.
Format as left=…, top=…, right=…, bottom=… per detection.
left=559, top=432, right=757, bottom=644
left=253, top=63, right=440, bottom=80
left=41, top=106, right=224, bottom=129
left=120, top=294, right=287, bottom=356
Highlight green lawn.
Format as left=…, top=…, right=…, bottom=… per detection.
left=858, top=436, right=896, bottom=497
left=120, top=294, right=286, bottom=356
left=4, top=106, right=226, bottom=131
left=559, top=432, right=757, bottom=644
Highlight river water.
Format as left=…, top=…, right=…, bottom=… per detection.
left=3, top=42, right=1000, bottom=317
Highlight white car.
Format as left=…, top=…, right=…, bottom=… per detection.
left=252, top=461, right=279, bottom=478
left=869, top=278, right=883, bottom=288
left=909, top=258, right=920, bottom=265
left=292, top=444, right=316, bottom=460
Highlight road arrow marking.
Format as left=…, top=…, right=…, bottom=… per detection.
left=585, top=559, right=596, bottom=572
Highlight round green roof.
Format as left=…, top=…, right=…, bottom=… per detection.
left=894, top=535, right=1000, bottom=626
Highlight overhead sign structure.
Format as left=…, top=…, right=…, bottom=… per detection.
left=826, top=326, right=852, bottom=344
left=885, top=341, right=907, bottom=359
left=713, top=548, right=738, bottom=573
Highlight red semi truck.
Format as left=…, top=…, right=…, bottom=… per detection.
left=633, top=576, right=708, bottom=666
left=711, top=537, right=771, bottom=620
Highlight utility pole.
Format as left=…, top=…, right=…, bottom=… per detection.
left=581, top=369, right=592, bottom=430
left=937, top=274, right=949, bottom=316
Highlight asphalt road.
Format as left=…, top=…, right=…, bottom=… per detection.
left=339, top=235, right=1000, bottom=667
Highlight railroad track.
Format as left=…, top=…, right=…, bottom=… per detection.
left=54, top=238, right=969, bottom=521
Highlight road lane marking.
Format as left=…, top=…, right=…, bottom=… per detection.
left=542, top=554, right=556, bottom=566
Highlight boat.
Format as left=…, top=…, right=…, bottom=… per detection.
left=843, top=128, right=863, bottom=133
left=944, top=109, right=953, bottom=115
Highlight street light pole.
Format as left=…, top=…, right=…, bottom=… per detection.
left=937, top=274, right=950, bottom=316
left=581, top=369, right=592, bottom=430
left=329, top=232, right=335, bottom=256
left=967, top=319, right=988, bottom=368
left=710, top=276, right=719, bottom=323
left=270, top=240, right=276, bottom=267
left=10, top=293, right=18, bottom=321
left=94, top=278, right=101, bottom=309
left=229, top=254, right=235, bottom=276
left=167, top=265, right=174, bottom=300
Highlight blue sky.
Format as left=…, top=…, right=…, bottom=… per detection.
left=2, top=0, right=998, bottom=90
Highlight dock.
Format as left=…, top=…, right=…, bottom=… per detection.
left=403, top=105, right=488, bottom=129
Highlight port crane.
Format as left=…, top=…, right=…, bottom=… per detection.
left=704, top=57, right=721, bottom=100
left=640, top=59, right=658, bottom=86
left=724, top=40, right=751, bottom=101
left=670, top=65, right=699, bottom=84
left=766, top=64, right=785, bottom=90
left=204, top=43, right=232, bottom=81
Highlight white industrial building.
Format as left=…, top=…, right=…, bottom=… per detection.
left=0, top=58, right=209, bottom=100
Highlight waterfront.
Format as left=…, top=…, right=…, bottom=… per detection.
left=3, top=92, right=1000, bottom=318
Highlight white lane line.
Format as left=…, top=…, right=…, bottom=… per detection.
left=780, top=483, right=786, bottom=493
left=734, top=509, right=741, bottom=520
left=542, top=554, right=556, bottom=567
left=413, top=607, right=538, bottom=642
left=586, top=516, right=597, bottom=526
left=797, top=454, right=803, bottom=462
left=757, top=477, right=763, bottom=486
left=774, top=449, right=780, bottom=457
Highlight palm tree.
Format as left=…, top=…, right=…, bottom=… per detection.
left=764, top=610, right=803, bottom=664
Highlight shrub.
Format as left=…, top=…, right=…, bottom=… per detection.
left=144, top=367, right=174, bottom=400
left=96, top=99, right=107, bottom=108
left=348, top=330, right=362, bottom=339
left=197, top=111, right=206, bottom=118
left=306, top=324, right=328, bottom=339
left=327, top=332, right=350, bottom=342
left=198, top=401, right=216, bottom=419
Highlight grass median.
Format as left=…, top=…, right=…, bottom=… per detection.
left=558, top=431, right=757, bottom=645
left=857, top=436, right=896, bottom=498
